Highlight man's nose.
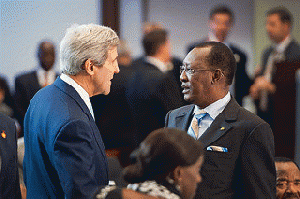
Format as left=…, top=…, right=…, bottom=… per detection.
left=180, top=70, right=188, bottom=82
left=286, top=183, right=299, bottom=195
left=114, top=63, right=120, bottom=74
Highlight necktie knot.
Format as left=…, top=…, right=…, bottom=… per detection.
left=195, top=113, right=208, bottom=125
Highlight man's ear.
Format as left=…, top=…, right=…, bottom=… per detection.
left=83, top=59, right=94, bottom=75
left=173, top=166, right=182, bottom=183
left=211, top=69, right=224, bottom=84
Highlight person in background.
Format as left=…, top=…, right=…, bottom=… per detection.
left=0, top=78, right=13, bottom=117
left=275, top=157, right=300, bottom=199
left=14, top=40, right=58, bottom=136
left=166, top=42, right=276, bottom=198
left=250, top=7, right=300, bottom=127
left=23, top=24, right=119, bottom=198
left=91, top=39, right=135, bottom=167
left=187, top=5, right=252, bottom=106
left=126, top=29, right=185, bottom=147
left=124, top=127, right=204, bottom=199
left=250, top=7, right=300, bottom=159
left=0, top=113, right=22, bottom=198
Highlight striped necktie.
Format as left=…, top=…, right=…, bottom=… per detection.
left=188, top=112, right=208, bottom=139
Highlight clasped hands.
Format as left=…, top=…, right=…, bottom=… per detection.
left=250, top=76, right=276, bottom=99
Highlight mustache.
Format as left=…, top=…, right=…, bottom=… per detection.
left=281, top=192, right=300, bottom=199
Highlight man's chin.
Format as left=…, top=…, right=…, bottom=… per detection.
left=183, top=95, right=193, bottom=103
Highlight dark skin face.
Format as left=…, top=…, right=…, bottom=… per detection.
left=276, top=162, right=300, bottom=199
left=39, top=42, right=55, bottom=71
left=180, top=47, right=228, bottom=108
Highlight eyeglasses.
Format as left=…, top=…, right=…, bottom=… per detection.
left=276, top=180, right=300, bottom=189
left=180, top=65, right=211, bottom=75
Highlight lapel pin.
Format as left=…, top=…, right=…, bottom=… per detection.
left=1, top=130, right=6, bottom=138
left=220, top=127, right=226, bottom=130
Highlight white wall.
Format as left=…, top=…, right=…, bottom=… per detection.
left=0, top=0, right=100, bottom=89
left=120, top=0, right=143, bottom=58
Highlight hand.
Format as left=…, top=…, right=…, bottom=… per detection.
left=254, top=77, right=276, bottom=93
left=249, top=84, right=260, bottom=99
left=249, top=77, right=276, bottom=99
left=20, top=184, right=27, bottom=199
left=254, top=65, right=262, bottom=77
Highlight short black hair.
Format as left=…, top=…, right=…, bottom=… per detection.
left=275, top=156, right=300, bottom=171
left=195, top=42, right=237, bottom=85
left=142, top=29, right=168, bottom=56
left=37, top=40, right=54, bottom=59
left=267, top=7, right=292, bottom=26
left=210, top=5, right=234, bottom=24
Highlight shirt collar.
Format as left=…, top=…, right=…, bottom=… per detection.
left=146, top=56, right=172, bottom=72
left=60, top=73, right=94, bottom=119
left=274, top=34, right=292, bottom=54
left=194, top=92, right=231, bottom=119
left=36, top=67, right=56, bottom=86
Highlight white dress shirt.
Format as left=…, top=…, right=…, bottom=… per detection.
left=36, top=68, right=56, bottom=87
left=60, top=73, right=95, bottom=120
left=192, top=92, right=231, bottom=139
left=146, top=56, right=173, bottom=73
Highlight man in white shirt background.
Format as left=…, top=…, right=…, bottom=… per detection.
left=14, top=40, right=58, bottom=137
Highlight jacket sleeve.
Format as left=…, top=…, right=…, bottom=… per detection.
left=53, top=119, right=106, bottom=199
left=240, top=122, right=276, bottom=199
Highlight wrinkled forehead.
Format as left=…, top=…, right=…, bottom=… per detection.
left=276, top=162, right=300, bottom=180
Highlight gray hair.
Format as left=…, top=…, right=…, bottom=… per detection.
left=60, top=23, right=119, bottom=75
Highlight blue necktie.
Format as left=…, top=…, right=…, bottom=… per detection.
left=188, top=113, right=207, bottom=139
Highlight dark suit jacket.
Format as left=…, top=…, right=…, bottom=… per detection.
left=126, top=57, right=185, bottom=146
left=91, top=65, right=135, bottom=149
left=23, top=77, right=108, bottom=199
left=0, top=75, right=15, bottom=114
left=14, top=71, right=59, bottom=133
left=165, top=98, right=276, bottom=199
left=0, top=113, right=21, bottom=199
left=255, top=40, right=300, bottom=125
left=188, top=40, right=252, bottom=105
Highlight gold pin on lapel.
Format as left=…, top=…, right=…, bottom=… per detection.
left=220, top=127, right=226, bottom=130
left=1, top=130, right=6, bottom=138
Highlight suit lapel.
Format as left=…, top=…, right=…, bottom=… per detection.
left=54, top=77, right=93, bottom=120
left=175, top=105, right=195, bottom=131
left=53, top=78, right=107, bottom=157
left=199, top=98, right=239, bottom=148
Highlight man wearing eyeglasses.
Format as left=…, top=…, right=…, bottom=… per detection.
left=275, top=157, right=300, bottom=199
left=165, top=42, right=276, bottom=198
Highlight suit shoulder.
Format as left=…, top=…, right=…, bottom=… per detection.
left=15, top=71, right=36, bottom=80
left=0, top=113, right=14, bottom=126
left=169, top=104, right=194, bottom=115
left=229, top=44, right=247, bottom=57
left=287, top=41, right=300, bottom=56
left=238, top=106, right=269, bottom=126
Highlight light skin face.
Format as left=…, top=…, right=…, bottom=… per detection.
left=91, top=46, right=119, bottom=96
left=209, top=13, right=232, bottom=42
left=175, top=156, right=204, bottom=199
left=276, top=162, right=300, bottom=199
left=266, top=14, right=290, bottom=44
